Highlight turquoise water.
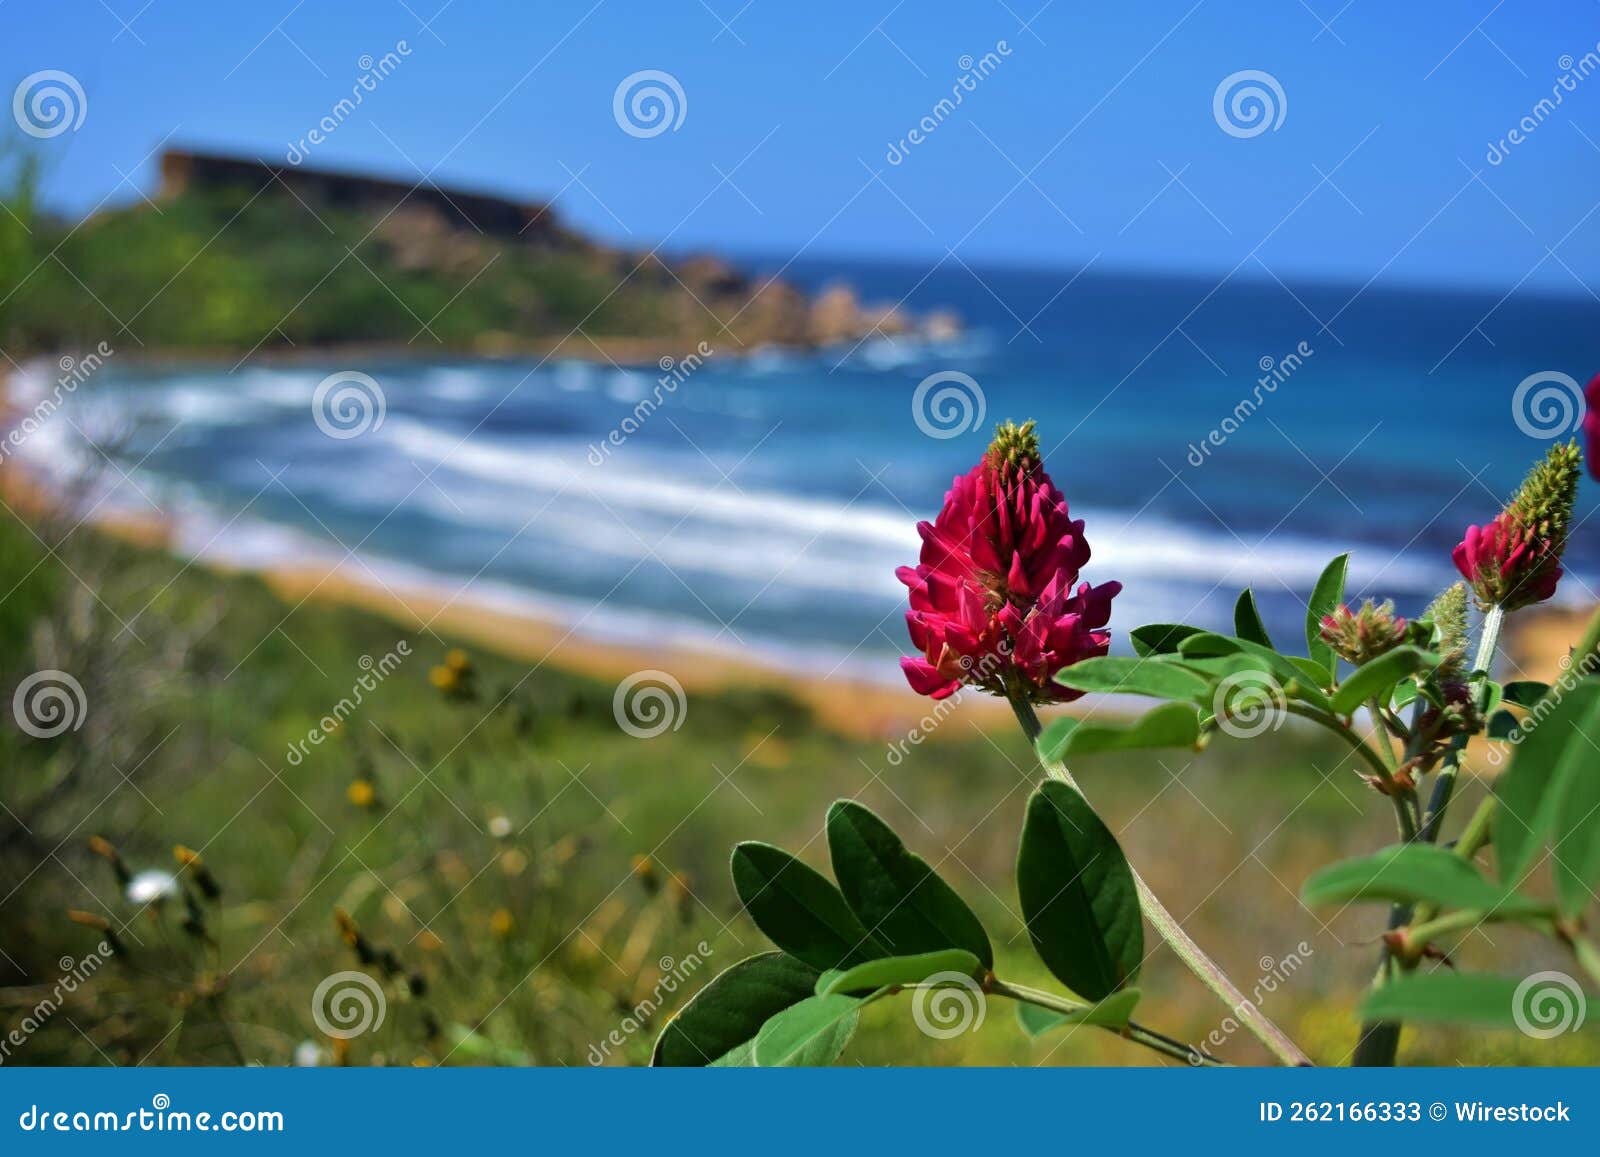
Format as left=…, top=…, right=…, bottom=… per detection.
left=19, top=260, right=1599, bottom=680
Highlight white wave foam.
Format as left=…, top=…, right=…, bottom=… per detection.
left=385, top=417, right=921, bottom=548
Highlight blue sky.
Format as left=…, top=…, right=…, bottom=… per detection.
left=3, top=1, right=1597, bottom=291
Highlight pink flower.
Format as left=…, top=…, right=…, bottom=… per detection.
left=1585, top=372, right=1600, bottom=482
left=1451, top=440, right=1581, bottom=612
left=1451, top=511, right=1562, bottom=612
left=897, top=421, right=1121, bottom=703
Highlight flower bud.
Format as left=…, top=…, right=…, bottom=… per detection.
left=174, top=844, right=222, bottom=900
left=1319, top=599, right=1408, bottom=665
left=631, top=853, right=660, bottom=895
left=66, top=908, right=109, bottom=931
left=88, top=835, right=131, bottom=886
left=985, top=418, right=1042, bottom=477
left=1422, top=582, right=1469, bottom=679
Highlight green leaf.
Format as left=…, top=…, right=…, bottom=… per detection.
left=1305, top=553, right=1350, bottom=679
left=1361, top=971, right=1598, bottom=1028
left=1234, top=589, right=1273, bottom=648
left=1014, top=988, right=1142, bottom=1038
left=1488, top=709, right=1519, bottom=740
left=708, top=1040, right=754, bottom=1067
left=1129, top=623, right=1206, bottom=657
left=1054, top=656, right=1211, bottom=700
left=1548, top=691, right=1600, bottom=917
left=1176, top=653, right=1275, bottom=681
left=651, top=952, right=820, bottom=1066
left=1330, top=647, right=1440, bottom=715
left=731, top=843, right=887, bottom=972
left=1016, top=781, right=1143, bottom=1001
left=1503, top=680, right=1552, bottom=708
left=825, top=800, right=992, bottom=968
left=751, top=993, right=864, bottom=1066
left=1287, top=655, right=1336, bottom=691
left=1494, top=681, right=1600, bottom=895
left=1178, top=632, right=1333, bottom=711
left=1392, top=680, right=1420, bottom=710
left=1035, top=702, right=1201, bottom=761
left=1177, top=631, right=1241, bottom=659
left=819, top=949, right=982, bottom=996
left=1302, top=844, right=1544, bottom=915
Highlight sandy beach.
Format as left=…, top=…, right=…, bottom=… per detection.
left=250, top=558, right=1021, bottom=739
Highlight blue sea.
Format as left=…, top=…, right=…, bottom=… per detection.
left=16, top=259, right=1599, bottom=683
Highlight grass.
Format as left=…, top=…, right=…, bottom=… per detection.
left=0, top=508, right=1595, bottom=1068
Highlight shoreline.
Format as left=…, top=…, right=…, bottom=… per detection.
left=2, top=456, right=1590, bottom=746
left=0, top=454, right=1015, bottom=742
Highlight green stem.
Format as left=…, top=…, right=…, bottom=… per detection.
left=985, top=977, right=1225, bottom=1066
left=1452, top=795, right=1496, bottom=862
left=1354, top=602, right=1507, bottom=1066
left=1284, top=702, right=1416, bottom=843
left=1010, top=697, right=1312, bottom=1066
left=1403, top=908, right=1496, bottom=950
left=1282, top=704, right=1394, bottom=782
left=1366, top=698, right=1399, bottom=769
left=1475, top=604, right=1507, bottom=689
